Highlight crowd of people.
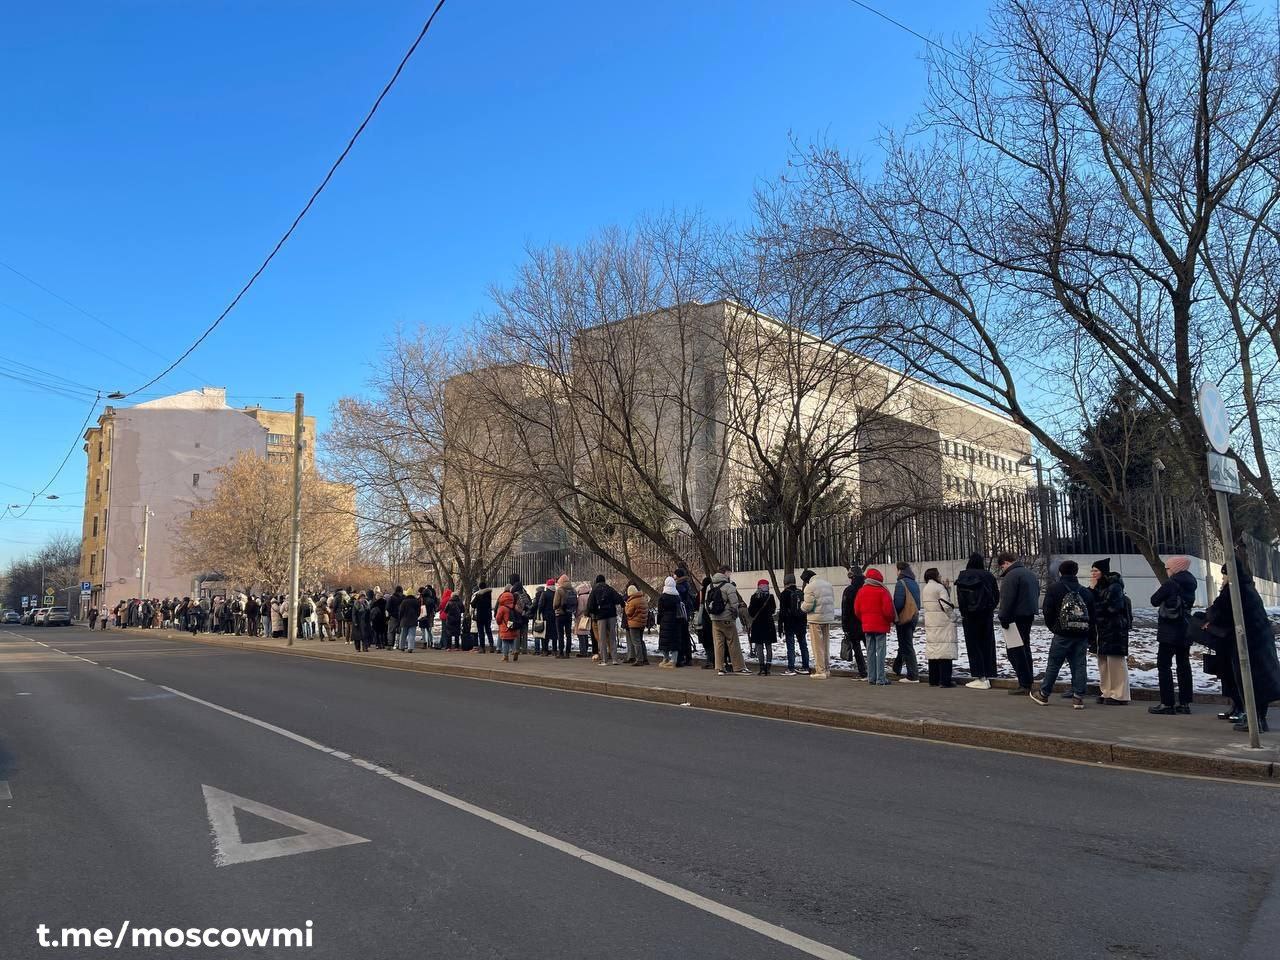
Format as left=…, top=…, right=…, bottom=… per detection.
left=92, top=549, right=1280, bottom=733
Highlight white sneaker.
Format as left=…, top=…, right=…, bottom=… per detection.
left=898, top=677, right=920, bottom=684
left=965, top=678, right=992, bottom=689
left=783, top=670, right=797, bottom=676
left=716, top=670, right=727, bottom=676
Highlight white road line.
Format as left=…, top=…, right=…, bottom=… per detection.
left=0, top=780, right=11, bottom=800
left=74, top=656, right=99, bottom=664
left=152, top=684, right=860, bottom=960
left=108, top=668, right=148, bottom=682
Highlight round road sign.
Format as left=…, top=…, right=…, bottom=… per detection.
left=1198, top=382, right=1232, bottom=454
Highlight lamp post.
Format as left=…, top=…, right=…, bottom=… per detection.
left=1018, top=453, right=1050, bottom=563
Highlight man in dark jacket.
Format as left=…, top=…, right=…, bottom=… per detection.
left=840, top=566, right=868, bottom=678
left=996, top=552, right=1039, bottom=693
left=778, top=573, right=810, bottom=675
left=1217, top=563, right=1280, bottom=733
left=534, top=579, right=556, bottom=656
left=587, top=574, right=625, bottom=664
left=891, top=562, right=922, bottom=682
left=1031, top=560, right=1092, bottom=708
left=386, top=586, right=404, bottom=649
left=673, top=567, right=697, bottom=666
left=469, top=583, right=492, bottom=652
left=1149, top=556, right=1198, bottom=714
left=398, top=588, right=421, bottom=652
left=955, top=552, right=999, bottom=688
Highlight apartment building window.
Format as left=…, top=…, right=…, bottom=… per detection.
left=92, top=515, right=98, bottom=537
left=267, top=433, right=290, bottom=447
left=89, top=554, right=96, bottom=575
left=267, top=452, right=289, bottom=464
left=97, top=441, right=103, bottom=462
left=192, top=473, right=200, bottom=488
left=105, top=468, right=110, bottom=491
left=94, top=477, right=100, bottom=497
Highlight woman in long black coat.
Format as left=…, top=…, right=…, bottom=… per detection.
left=656, top=576, right=686, bottom=668
left=747, top=579, right=778, bottom=676
left=1208, top=564, right=1280, bottom=733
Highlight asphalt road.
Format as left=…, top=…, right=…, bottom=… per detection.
left=2, top=624, right=1278, bottom=960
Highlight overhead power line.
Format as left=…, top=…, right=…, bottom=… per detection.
left=2, top=392, right=100, bottom=523
left=843, top=0, right=963, bottom=60
left=116, top=0, right=450, bottom=399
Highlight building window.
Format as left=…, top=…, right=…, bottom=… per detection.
left=97, top=441, right=103, bottom=462
left=92, top=515, right=98, bottom=537
left=94, top=477, right=100, bottom=497
left=192, top=473, right=200, bottom=488
left=105, top=468, right=110, bottom=491
left=267, top=452, right=289, bottom=464
left=267, top=433, right=290, bottom=447
left=89, top=554, right=96, bottom=575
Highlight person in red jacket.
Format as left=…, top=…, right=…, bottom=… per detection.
left=855, top=568, right=897, bottom=685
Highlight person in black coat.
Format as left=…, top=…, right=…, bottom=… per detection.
left=747, top=579, right=778, bottom=676
left=777, top=574, right=810, bottom=675
left=657, top=576, right=687, bottom=667
left=840, top=566, right=868, bottom=678
left=587, top=574, right=625, bottom=664
left=697, top=575, right=716, bottom=669
left=1148, top=557, right=1198, bottom=714
left=1208, top=562, right=1280, bottom=733
left=673, top=568, right=697, bottom=666
left=954, top=552, right=1000, bottom=688
left=1089, top=558, right=1131, bottom=704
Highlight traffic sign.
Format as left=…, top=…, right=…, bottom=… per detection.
left=21, top=596, right=28, bottom=609
left=44, top=587, right=55, bottom=601
left=1198, top=382, right=1232, bottom=454
left=1207, top=452, right=1240, bottom=494
left=80, top=581, right=92, bottom=597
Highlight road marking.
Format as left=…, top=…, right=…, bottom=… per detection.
left=159, top=684, right=860, bottom=960
left=201, top=784, right=369, bottom=867
left=74, top=656, right=99, bottom=664
left=128, top=692, right=176, bottom=701
left=109, top=668, right=149, bottom=682
left=0, top=780, right=10, bottom=800
left=16, top=692, right=31, bottom=696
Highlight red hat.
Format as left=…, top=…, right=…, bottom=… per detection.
left=757, top=579, right=770, bottom=587
left=865, top=568, right=884, bottom=582
left=546, top=579, right=556, bottom=587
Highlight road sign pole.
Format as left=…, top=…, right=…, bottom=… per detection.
left=288, top=392, right=304, bottom=647
left=1216, top=492, right=1262, bottom=749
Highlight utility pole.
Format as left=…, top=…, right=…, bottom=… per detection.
left=138, top=504, right=152, bottom=599
left=287, top=392, right=304, bottom=646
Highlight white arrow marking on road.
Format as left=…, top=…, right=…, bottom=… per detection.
left=201, top=785, right=369, bottom=867
left=0, top=780, right=11, bottom=800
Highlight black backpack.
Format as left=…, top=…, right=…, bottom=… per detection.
left=707, top=583, right=727, bottom=616
left=1054, top=585, right=1091, bottom=637
left=1158, top=591, right=1190, bottom=623
left=955, top=571, right=995, bottom=615
left=510, top=589, right=530, bottom=626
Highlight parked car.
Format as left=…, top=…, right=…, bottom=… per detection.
left=32, top=607, right=51, bottom=626
left=44, top=606, right=71, bottom=627
left=2, top=609, right=20, bottom=624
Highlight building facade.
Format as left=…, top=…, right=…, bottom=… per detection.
left=78, top=387, right=317, bottom=612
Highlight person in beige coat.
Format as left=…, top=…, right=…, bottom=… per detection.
left=800, top=568, right=836, bottom=679
left=921, top=568, right=959, bottom=687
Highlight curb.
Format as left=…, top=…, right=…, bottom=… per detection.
left=152, top=631, right=1275, bottom=783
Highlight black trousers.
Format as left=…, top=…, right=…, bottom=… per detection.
left=962, top=613, right=997, bottom=678
left=927, top=659, right=954, bottom=686
left=1157, top=642, right=1193, bottom=706
left=841, top=629, right=867, bottom=675
left=1006, top=616, right=1035, bottom=688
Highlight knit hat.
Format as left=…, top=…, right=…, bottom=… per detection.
left=757, top=579, right=770, bottom=588
left=865, top=568, right=884, bottom=583
left=800, top=568, right=815, bottom=583
left=662, top=576, right=679, bottom=596
left=546, top=579, right=556, bottom=587
left=626, top=584, right=639, bottom=596
left=1165, top=556, right=1190, bottom=575
left=784, top=573, right=796, bottom=586
left=1092, top=558, right=1111, bottom=576
left=595, top=574, right=606, bottom=583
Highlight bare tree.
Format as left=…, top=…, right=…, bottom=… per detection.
left=324, top=333, right=536, bottom=596
left=788, top=0, right=1280, bottom=575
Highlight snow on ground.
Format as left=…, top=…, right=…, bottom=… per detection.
left=638, top=620, right=1280, bottom=694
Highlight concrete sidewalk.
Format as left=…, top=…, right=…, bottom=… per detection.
left=150, top=629, right=1278, bottom=782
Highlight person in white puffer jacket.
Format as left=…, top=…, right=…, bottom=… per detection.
left=799, top=569, right=835, bottom=679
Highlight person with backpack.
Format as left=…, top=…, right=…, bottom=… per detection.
left=705, top=566, right=748, bottom=674
left=507, top=574, right=532, bottom=653
left=921, top=568, right=959, bottom=687
left=553, top=574, right=577, bottom=659
left=840, top=566, right=868, bottom=678
left=747, top=579, right=777, bottom=675
left=996, top=551, right=1039, bottom=694
left=623, top=584, right=650, bottom=665
left=800, top=568, right=835, bottom=679
left=854, top=568, right=896, bottom=685
left=1088, top=558, right=1132, bottom=704
left=777, top=573, right=811, bottom=675
left=468, top=583, right=492, bottom=653
left=955, top=552, right=1000, bottom=688
left=891, top=561, right=922, bottom=683
left=587, top=574, right=624, bottom=664
left=1148, top=556, right=1198, bottom=715
left=1030, top=560, right=1092, bottom=708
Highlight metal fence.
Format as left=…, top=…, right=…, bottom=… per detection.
left=511, top=487, right=1278, bottom=583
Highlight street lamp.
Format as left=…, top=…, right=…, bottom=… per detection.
left=1018, top=453, right=1050, bottom=562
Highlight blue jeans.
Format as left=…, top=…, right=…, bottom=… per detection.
left=783, top=622, right=810, bottom=671
left=865, top=633, right=887, bottom=683
left=400, top=619, right=417, bottom=651
left=500, top=637, right=514, bottom=655
left=1040, top=633, right=1087, bottom=697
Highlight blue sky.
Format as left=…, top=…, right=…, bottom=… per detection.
left=0, top=0, right=988, bottom=563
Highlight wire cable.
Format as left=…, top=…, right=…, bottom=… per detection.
left=116, top=0, right=450, bottom=399
left=2, top=391, right=100, bottom=522
left=843, top=0, right=960, bottom=59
